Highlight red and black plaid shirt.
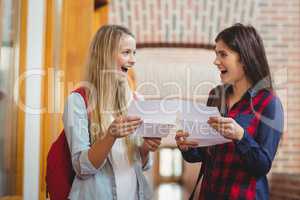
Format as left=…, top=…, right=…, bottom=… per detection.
left=182, top=85, right=284, bottom=200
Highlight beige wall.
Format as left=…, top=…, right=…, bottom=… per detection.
left=135, top=48, right=220, bottom=102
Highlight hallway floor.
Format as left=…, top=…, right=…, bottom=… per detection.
left=153, top=183, right=189, bottom=200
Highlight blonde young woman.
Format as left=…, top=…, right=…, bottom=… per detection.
left=63, top=25, right=161, bottom=200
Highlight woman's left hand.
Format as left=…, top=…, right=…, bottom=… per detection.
left=207, top=116, right=244, bottom=141
left=142, top=137, right=161, bottom=152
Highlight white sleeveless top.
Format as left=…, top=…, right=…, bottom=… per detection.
left=110, top=138, right=137, bottom=200
left=105, top=92, right=143, bottom=199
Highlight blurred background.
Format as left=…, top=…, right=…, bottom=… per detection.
left=0, top=0, right=299, bottom=199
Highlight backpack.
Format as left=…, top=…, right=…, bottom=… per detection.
left=46, top=87, right=88, bottom=200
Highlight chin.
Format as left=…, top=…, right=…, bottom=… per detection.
left=220, top=77, right=234, bottom=85
left=220, top=79, right=229, bottom=84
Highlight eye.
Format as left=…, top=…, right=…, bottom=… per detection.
left=122, top=50, right=130, bottom=55
left=219, top=52, right=227, bottom=58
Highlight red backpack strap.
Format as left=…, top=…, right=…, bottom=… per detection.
left=72, top=87, right=88, bottom=108
left=72, top=87, right=91, bottom=144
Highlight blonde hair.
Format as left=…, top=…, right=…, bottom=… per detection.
left=85, top=25, right=136, bottom=163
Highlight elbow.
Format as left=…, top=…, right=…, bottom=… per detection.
left=72, top=150, right=103, bottom=180
left=73, top=162, right=104, bottom=180
left=72, top=162, right=93, bottom=180
left=252, top=166, right=270, bottom=178
left=247, top=160, right=272, bottom=178
left=72, top=162, right=96, bottom=180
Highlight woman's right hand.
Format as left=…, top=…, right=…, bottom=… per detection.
left=175, top=130, right=199, bottom=151
left=108, top=116, right=142, bottom=138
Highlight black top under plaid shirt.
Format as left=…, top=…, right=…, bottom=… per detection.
left=182, top=85, right=284, bottom=200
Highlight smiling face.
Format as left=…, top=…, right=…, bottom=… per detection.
left=214, top=40, right=248, bottom=85
left=116, top=34, right=137, bottom=76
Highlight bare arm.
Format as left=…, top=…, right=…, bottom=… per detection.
left=88, top=132, right=116, bottom=168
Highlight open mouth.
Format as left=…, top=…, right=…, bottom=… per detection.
left=220, top=69, right=228, bottom=74
left=121, top=66, right=129, bottom=73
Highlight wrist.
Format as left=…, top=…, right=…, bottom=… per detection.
left=106, top=130, right=117, bottom=141
left=236, top=129, right=244, bottom=141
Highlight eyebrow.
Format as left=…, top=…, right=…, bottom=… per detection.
left=215, top=49, right=226, bottom=54
left=122, top=48, right=135, bottom=51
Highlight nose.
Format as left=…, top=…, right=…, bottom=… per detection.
left=213, top=57, right=220, bottom=66
left=128, top=53, right=136, bottom=66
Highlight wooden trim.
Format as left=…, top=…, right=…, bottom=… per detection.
left=39, top=0, right=94, bottom=199
left=0, top=196, right=22, bottom=200
left=153, top=151, right=159, bottom=187
left=93, top=3, right=109, bottom=34
left=16, top=0, right=28, bottom=196
left=154, top=147, right=184, bottom=187
left=60, top=0, right=94, bottom=91
left=39, top=0, right=54, bottom=199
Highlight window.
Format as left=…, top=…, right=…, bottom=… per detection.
left=155, top=148, right=184, bottom=200
left=156, top=183, right=183, bottom=200
left=158, top=148, right=183, bottom=182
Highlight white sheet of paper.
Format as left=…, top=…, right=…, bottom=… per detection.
left=128, top=100, right=177, bottom=137
left=128, top=99, right=231, bottom=146
left=177, top=102, right=231, bottom=146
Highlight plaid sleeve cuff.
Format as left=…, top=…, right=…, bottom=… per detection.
left=235, top=130, right=259, bottom=154
left=180, top=147, right=205, bottom=163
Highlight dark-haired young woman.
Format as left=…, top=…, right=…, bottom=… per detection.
left=175, top=24, right=284, bottom=200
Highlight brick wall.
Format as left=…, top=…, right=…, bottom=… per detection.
left=255, top=1, right=300, bottom=199
left=255, top=0, right=300, bottom=174
left=109, top=0, right=300, bottom=199
left=109, top=0, right=259, bottom=45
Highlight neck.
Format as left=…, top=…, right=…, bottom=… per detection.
left=232, top=78, right=252, bottom=99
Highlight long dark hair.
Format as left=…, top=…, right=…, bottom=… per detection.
left=215, top=23, right=273, bottom=90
